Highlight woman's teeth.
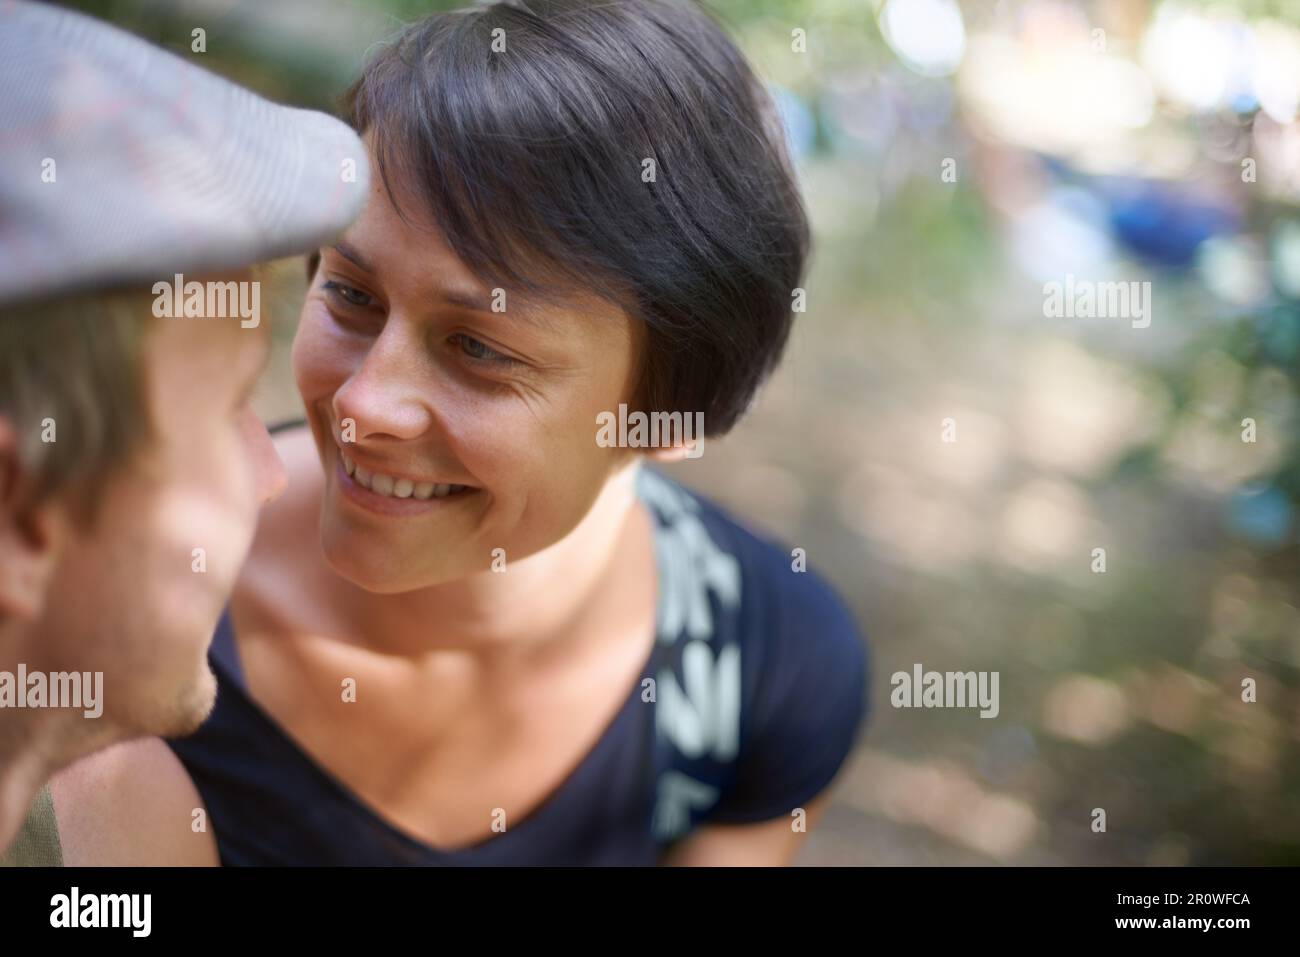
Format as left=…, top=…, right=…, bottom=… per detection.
left=340, top=450, right=468, bottom=500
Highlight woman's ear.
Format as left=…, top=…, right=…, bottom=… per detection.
left=645, top=437, right=703, bottom=463
left=0, top=417, right=66, bottom=621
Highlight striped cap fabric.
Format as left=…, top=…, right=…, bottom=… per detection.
left=0, top=0, right=370, bottom=305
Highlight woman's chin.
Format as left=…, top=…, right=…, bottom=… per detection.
left=318, top=528, right=466, bottom=594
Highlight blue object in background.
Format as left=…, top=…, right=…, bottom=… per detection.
left=1225, top=482, right=1294, bottom=548
left=769, top=83, right=816, bottom=164
left=1102, top=178, right=1240, bottom=269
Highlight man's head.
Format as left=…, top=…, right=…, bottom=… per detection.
left=0, top=0, right=368, bottom=787
left=0, top=279, right=283, bottom=744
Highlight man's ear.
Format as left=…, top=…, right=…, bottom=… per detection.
left=0, top=417, right=67, bottom=621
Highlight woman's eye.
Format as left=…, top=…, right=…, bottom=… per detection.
left=322, top=280, right=374, bottom=308
left=450, top=332, right=517, bottom=366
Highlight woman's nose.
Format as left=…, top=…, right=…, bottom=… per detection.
left=331, top=321, right=436, bottom=442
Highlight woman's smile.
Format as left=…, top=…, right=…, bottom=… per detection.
left=333, top=445, right=479, bottom=517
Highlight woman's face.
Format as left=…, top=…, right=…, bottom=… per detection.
left=292, top=147, right=642, bottom=593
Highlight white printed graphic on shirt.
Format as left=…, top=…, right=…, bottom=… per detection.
left=652, top=771, right=719, bottom=841
left=637, top=468, right=741, bottom=645
left=656, top=641, right=740, bottom=761
left=638, top=468, right=745, bottom=843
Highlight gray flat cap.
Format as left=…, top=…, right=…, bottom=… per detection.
left=0, top=0, right=370, bottom=305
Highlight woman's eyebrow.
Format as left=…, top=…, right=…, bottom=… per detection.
left=435, top=286, right=494, bottom=314
left=328, top=240, right=494, bottom=314
left=327, top=240, right=569, bottom=331
left=329, top=240, right=374, bottom=273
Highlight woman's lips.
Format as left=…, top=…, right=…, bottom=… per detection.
left=339, top=447, right=470, bottom=499
left=333, top=447, right=476, bottom=516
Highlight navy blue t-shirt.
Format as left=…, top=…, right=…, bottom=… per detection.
left=167, top=467, right=869, bottom=864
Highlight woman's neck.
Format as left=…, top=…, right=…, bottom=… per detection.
left=326, top=459, right=655, bottom=676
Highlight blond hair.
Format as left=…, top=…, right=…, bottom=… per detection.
left=0, top=287, right=156, bottom=523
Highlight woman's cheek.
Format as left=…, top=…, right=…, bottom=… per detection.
left=437, top=403, right=510, bottom=489
left=292, top=305, right=358, bottom=397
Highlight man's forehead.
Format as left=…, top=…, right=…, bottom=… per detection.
left=154, top=317, right=266, bottom=364
left=148, top=274, right=269, bottom=368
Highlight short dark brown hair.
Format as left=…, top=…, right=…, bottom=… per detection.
left=344, top=0, right=810, bottom=435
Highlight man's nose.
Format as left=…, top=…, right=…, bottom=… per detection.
left=239, top=405, right=287, bottom=506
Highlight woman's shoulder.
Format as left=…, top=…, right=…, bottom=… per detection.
left=638, top=467, right=870, bottom=829
left=638, top=466, right=866, bottom=659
